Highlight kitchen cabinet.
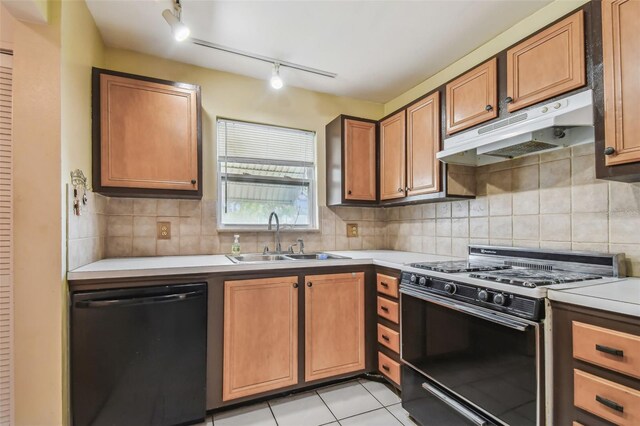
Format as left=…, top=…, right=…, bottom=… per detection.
left=375, top=270, right=402, bottom=389
left=223, top=276, right=299, bottom=401
left=92, top=68, right=202, bottom=199
left=506, top=10, right=585, bottom=112
left=379, top=111, right=406, bottom=200
left=445, top=58, right=497, bottom=135
left=304, top=272, right=366, bottom=382
left=601, top=0, right=640, bottom=167
left=551, top=301, right=640, bottom=426
left=407, top=92, right=441, bottom=196
left=326, top=116, right=377, bottom=206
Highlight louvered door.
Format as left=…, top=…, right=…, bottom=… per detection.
left=0, top=50, right=13, bottom=426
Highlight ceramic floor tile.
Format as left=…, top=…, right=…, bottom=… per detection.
left=213, top=402, right=277, bottom=426
left=359, top=379, right=401, bottom=406
left=386, top=403, right=418, bottom=426
left=338, top=408, right=402, bottom=426
left=317, top=381, right=382, bottom=420
left=269, top=391, right=336, bottom=426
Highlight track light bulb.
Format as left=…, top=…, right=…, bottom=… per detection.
left=162, top=9, right=191, bottom=41
left=270, top=63, right=283, bottom=89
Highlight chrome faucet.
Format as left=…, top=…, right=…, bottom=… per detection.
left=268, top=212, right=282, bottom=253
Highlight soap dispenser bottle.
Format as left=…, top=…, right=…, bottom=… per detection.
left=231, top=234, right=241, bottom=255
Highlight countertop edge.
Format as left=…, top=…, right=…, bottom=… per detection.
left=547, top=288, right=640, bottom=318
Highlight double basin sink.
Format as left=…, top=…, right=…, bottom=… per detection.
left=227, top=252, right=349, bottom=264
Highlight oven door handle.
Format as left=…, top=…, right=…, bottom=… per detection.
left=422, top=383, right=488, bottom=426
left=401, top=288, right=532, bottom=332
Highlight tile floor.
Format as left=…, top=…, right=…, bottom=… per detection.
left=199, top=379, right=418, bottom=426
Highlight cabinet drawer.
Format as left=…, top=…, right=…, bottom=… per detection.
left=377, top=273, right=399, bottom=298
left=377, top=323, right=400, bottom=354
left=573, top=321, right=640, bottom=379
left=574, top=369, right=640, bottom=426
left=378, top=351, right=401, bottom=385
left=377, top=296, right=399, bottom=324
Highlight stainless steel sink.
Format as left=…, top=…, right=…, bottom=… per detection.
left=227, top=252, right=348, bottom=263
left=226, top=254, right=290, bottom=263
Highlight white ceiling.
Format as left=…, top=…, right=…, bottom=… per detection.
left=86, top=0, right=554, bottom=103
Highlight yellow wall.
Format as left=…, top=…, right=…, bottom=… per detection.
left=383, top=0, right=589, bottom=114
left=0, top=2, right=64, bottom=425
left=103, top=48, right=384, bottom=204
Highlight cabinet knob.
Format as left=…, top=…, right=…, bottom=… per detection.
left=293, top=283, right=298, bottom=289
left=505, top=96, right=513, bottom=104
left=191, top=179, right=197, bottom=185
left=604, top=147, right=616, bottom=156
left=347, top=190, right=352, bottom=195
left=485, top=105, right=493, bottom=111
left=307, top=282, right=313, bottom=287
left=405, top=187, right=410, bottom=192
left=397, top=188, right=403, bottom=193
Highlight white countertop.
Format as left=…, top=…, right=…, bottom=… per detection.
left=67, top=250, right=459, bottom=281
left=547, top=278, right=640, bottom=318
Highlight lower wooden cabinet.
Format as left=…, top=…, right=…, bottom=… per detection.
left=304, top=272, right=366, bottom=382
left=223, top=276, right=299, bottom=401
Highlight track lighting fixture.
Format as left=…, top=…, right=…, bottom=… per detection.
left=162, top=0, right=190, bottom=42
left=270, top=63, right=283, bottom=89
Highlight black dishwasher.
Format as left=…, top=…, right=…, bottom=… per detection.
left=71, top=283, right=207, bottom=426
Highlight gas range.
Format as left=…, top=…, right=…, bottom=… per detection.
left=402, top=245, right=626, bottom=320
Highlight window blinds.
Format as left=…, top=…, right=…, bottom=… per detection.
left=0, top=50, right=13, bottom=426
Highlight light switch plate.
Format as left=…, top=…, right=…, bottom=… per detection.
left=347, top=223, right=358, bottom=238
left=157, top=221, right=171, bottom=239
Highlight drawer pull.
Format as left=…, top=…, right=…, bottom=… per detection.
left=381, top=306, right=389, bottom=312
left=595, top=344, right=624, bottom=357
left=595, top=395, right=624, bottom=413
left=381, top=282, right=389, bottom=288
left=381, top=334, right=390, bottom=341
left=382, top=364, right=390, bottom=371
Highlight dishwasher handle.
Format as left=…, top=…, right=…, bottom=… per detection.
left=75, top=290, right=204, bottom=309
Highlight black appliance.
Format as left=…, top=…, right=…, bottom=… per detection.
left=71, top=283, right=207, bottom=426
left=400, top=246, right=625, bottom=426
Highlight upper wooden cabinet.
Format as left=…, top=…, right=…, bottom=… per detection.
left=344, top=119, right=377, bottom=201
left=304, top=272, right=365, bottom=382
left=445, top=58, right=497, bottom=135
left=93, top=68, right=202, bottom=198
left=506, top=11, right=585, bottom=112
left=407, top=92, right=441, bottom=196
left=379, top=111, right=406, bottom=200
left=601, top=0, right=640, bottom=167
left=325, top=116, right=377, bottom=206
left=223, top=277, right=299, bottom=401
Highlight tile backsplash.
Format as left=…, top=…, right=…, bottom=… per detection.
left=66, top=143, right=640, bottom=276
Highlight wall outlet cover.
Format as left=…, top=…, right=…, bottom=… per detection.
left=347, top=223, right=358, bottom=238
left=157, top=221, right=171, bottom=240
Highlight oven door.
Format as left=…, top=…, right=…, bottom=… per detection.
left=401, top=288, right=542, bottom=426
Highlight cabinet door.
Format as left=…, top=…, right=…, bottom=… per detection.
left=99, top=72, right=200, bottom=192
left=305, top=272, right=365, bottom=382
left=407, top=92, right=441, bottom=196
left=223, top=277, right=298, bottom=401
left=380, top=111, right=406, bottom=200
left=344, top=119, right=376, bottom=200
left=445, top=58, right=497, bottom=135
left=506, top=11, right=585, bottom=112
left=602, top=0, right=640, bottom=166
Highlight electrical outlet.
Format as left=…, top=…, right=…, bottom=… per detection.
left=347, top=223, right=358, bottom=238
left=157, top=222, right=171, bottom=240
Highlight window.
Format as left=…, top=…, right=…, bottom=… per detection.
left=217, top=118, right=317, bottom=229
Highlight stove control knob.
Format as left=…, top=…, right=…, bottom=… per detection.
left=418, top=277, right=427, bottom=286
left=478, top=290, right=489, bottom=302
left=493, top=293, right=506, bottom=306
left=444, top=283, right=457, bottom=294
left=410, top=274, right=417, bottom=283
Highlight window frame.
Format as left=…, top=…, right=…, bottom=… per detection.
left=215, top=117, right=319, bottom=232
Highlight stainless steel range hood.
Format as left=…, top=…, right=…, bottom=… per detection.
left=437, top=90, right=594, bottom=166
